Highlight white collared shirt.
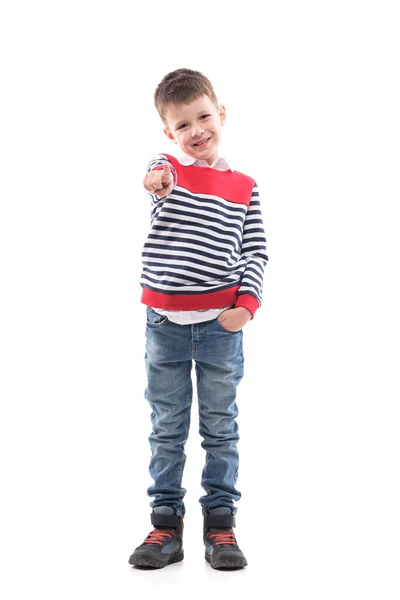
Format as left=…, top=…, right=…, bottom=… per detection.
left=177, top=152, right=235, bottom=172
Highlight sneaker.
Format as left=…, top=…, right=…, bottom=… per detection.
left=128, top=506, right=184, bottom=568
left=203, top=507, right=247, bottom=569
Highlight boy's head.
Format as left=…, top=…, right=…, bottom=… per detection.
left=154, top=68, right=226, bottom=166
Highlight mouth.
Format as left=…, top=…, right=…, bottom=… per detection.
left=193, top=137, right=211, bottom=148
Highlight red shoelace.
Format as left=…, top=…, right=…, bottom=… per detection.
left=207, top=530, right=237, bottom=545
left=143, top=529, right=175, bottom=545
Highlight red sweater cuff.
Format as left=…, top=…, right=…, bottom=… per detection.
left=234, top=294, right=260, bottom=320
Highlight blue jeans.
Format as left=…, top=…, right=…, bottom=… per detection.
left=144, top=306, right=245, bottom=518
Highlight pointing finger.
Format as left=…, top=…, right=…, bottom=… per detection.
left=161, top=163, right=172, bottom=184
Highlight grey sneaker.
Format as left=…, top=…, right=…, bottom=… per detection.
left=203, top=507, right=247, bottom=569
left=128, top=506, right=184, bottom=568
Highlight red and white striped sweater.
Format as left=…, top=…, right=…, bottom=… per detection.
left=140, top=153, right=268, bottom=320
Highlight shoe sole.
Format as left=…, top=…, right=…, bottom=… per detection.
left=129, top=549, right=184, bottom=569
left=205, top=551, right=247, bottom=569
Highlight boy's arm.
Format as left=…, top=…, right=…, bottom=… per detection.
left=234, top=183, right=269, bottom=319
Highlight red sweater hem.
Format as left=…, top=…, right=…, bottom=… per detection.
left=141, top=287, right=259, bottom=320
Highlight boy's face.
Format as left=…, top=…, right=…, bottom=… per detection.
left=163, top=94, right=226, bottom=166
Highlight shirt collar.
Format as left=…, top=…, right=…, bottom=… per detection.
left=176, top=152, right=234, bottom=172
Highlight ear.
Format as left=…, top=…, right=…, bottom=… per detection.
left=163, top=127, right=178, bottom=144
left=218, top=104, right=227, bottom=126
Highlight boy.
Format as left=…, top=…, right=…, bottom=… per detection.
left=128, top=68, right=268, bottom=569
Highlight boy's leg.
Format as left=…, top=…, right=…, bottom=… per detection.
left=194, top=317, right=247, bottom=568
left=194, top=317, right=244, bottom=513
left=144, top=307, right=193, bottom=517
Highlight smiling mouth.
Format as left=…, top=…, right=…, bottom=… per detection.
left=193, top=137, right=211, bottom=147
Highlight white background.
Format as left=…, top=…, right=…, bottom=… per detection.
left=1, top=0, right=399, bottom=598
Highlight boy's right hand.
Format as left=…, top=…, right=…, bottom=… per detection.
left=143, top=163, right=174, bottom=198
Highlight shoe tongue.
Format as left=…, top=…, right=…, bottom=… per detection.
left=153, top=506, right=175, bottom=515
left=208, top=507, right=232, bottom=515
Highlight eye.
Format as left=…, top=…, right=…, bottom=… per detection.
left=200, top=114, right=210, bottom=120
left=177, top=123, right=187, bottom=130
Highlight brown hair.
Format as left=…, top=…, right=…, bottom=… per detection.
left=154, top=68, right=218, bottom=124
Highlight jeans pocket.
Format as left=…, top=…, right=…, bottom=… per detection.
left=214, top=317, right=241, bottom=333
left=146, top=306, right=169, bottom=325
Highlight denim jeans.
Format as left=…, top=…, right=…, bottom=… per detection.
left=144, top=306, right=245, bottom=517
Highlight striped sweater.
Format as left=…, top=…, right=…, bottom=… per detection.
left=140, top=153, right=268, bottom=319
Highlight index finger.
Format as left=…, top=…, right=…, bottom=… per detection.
left=161, top=163, right=172, bottom=184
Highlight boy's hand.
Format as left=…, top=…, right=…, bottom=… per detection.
left=143, top=163, right=174, bottom=198
left=217, top=307, right=252, bottom=332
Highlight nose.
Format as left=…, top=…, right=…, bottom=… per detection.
left=191, top=123, right=205, bottom=137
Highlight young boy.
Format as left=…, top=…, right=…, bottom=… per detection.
left=128, top=68, right=268, bottom=570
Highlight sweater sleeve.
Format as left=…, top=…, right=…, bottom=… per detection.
left=144, top=154, right=178, bottom=225
left=234, top=182, right=269, bottom=319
